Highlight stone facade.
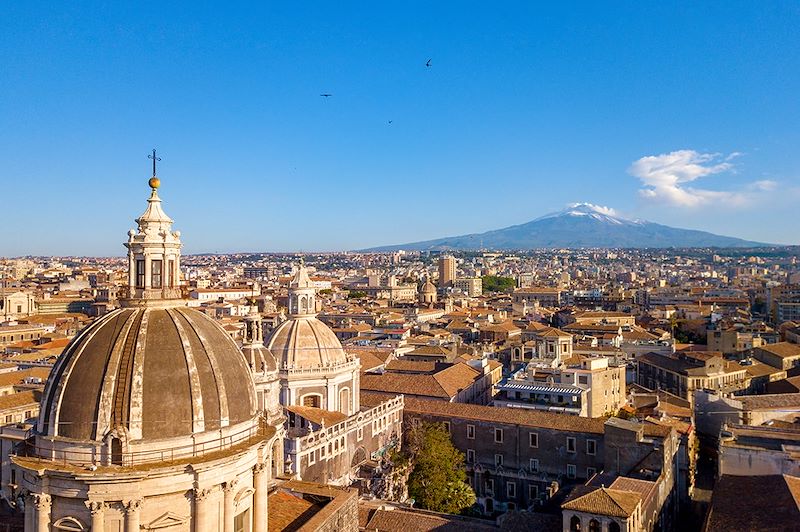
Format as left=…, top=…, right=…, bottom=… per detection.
left=397, top=396, right=677, bottom=520
left=285, top=395, right=403, bottom=486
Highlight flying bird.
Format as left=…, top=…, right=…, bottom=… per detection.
left=388, top=120, right=393, bottom=124
left=425, top=59, right=432, bottom=67
left=320, top=93, right=332, bottom=99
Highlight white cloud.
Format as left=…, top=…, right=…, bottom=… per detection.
left=567, top=202, right=618, bottom=217
left=629, top=150, right=773, bottom=208
left=749, top=179, right=777, bottom=192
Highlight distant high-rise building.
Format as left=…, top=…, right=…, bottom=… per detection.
left=438, top=255, right=456, bottom=288
left=453, top=277, right=482, bottom=297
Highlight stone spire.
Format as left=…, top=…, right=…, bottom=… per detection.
left=122, top=165, right=183, bottom=306
left=287, top=261, right=316, bottom=317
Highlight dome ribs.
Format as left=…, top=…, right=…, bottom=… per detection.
left=177, top=308, right=230, bottom=428
left=306, top=319, right=326, bottom=365
left=166, top=308, right=206, bottom=434
left=111, top=309, right=144, bottom=430
left=40, top=310, right=117, bottom=435
left=94, top=309, right=138, bottom=439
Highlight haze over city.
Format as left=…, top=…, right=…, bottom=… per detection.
left=2, top=3, right=800, bottom=255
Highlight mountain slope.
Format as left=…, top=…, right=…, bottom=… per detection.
left=362, top=203, right=769, bottom=251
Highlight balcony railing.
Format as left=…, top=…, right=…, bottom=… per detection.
left=13, top=421, right=273, bottom=469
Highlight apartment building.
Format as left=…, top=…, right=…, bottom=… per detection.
left=393, top=395, right=678, bottom=524
left=494, top=357, right=626, bottom=417
left=453, top=277, right=483, bottom=297
left=637, top=350, right=749, bottom=400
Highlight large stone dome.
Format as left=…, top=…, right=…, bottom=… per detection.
left=39, top=306, right=257, bottom=442
left=266, top=316, right=349, bottom=370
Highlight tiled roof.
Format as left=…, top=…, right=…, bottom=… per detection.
left=267, top=490, right=320, bottom=532
left=705, top=474, right=800, bottom=532
left=608, top=477, right=657, bottom=507
left=399, top=395, right=605, bottom=433
left=285, top=405, right=347, bottom=426
left=481, top=320, right=521, bottom=333
left=0, top=390, right=40, bottom=411
left=433, top=363, right=481, bottom=397
left=360, top=373, right=451, bottom=399
left=359, top=507, right=496, bottom=531
left=408, top=345, right=451, bottom=356
left=361, top=362, right=480, bottom=400
left=575, top=311, right=632, bottom=319
left=385, top=360, right=437, bottom=373
left=562, top=486, right=641, bottom=518
left=359, top=508, right=497, bottom=532
left=537, top=327, right=571, bottom=338
left=0, top=367, right=51, bottom=388
left=401, top=396, right=673, bottom=438
left=355, top=351, right=385, bottom=373
left=745, top=361, right=782, bottom=378
left=738, top=393, right=800, bottom=410
left=756, top=342, right=800, bottom=359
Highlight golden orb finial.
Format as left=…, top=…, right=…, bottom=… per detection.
left=149, top=176, right=161, bottom=190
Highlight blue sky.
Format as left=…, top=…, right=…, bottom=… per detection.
left=2, top=2, right=799, bottom=255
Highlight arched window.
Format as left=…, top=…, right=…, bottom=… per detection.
left=339, top=388, right=351, bottom=415
left=570, top=515, right=581, bottom=531
left=111, top=437, right=123, bottom=465
left=351, top=446, right=367, bottom=467
left=300, top=296, right=308, bottom=313
left=588, top=519, right=600, bottom=532
left=53, top=517, right=86, bottom=531
left=609, top=521, right=621, bottom=532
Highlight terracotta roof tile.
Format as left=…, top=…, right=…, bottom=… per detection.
left=286, top=405, right=347, bottom=426
left=0, top=390, right=40, bottom=411
left=706, top=474, right=800, bottom=532
left=562, top=486, right=641, bottom=518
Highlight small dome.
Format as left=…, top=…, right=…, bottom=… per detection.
left=266, top=316, right=348, bottom=369
left=40, top=307, right=257, bottom=441
left=421, top=279, right=436, bottom=294
left=243, top=344, right=278, bottom=373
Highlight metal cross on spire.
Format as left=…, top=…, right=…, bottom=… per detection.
left=148, top=149, right=161, bottom=176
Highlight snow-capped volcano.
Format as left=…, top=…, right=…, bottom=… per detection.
left=361, top=202, right=769, bottom=251
left=534, top=203, right=639, bottom=226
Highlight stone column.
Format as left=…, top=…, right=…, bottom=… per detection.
left=326, top=381, right=336, bottom=411
left=253, top=462, right=268, bottom=532
left=144, top=258, right=151, bottom=290
left=128, top=251, right=135, bottom=291
left=33, top=493, right=51, bottom=532
left=194, top=487, right=213, bottom=532
left=124, top=499, right=142, bottom=532
left=23, top=493, right=35, bottom=532
left=223, top=479, right=239, bottom=532
left=86, top=501, right=105, bottom=532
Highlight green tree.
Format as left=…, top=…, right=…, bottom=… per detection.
left=406, top=422, right=476, bottom=514
left=347, top=290, right=367, bottom=299
left=481, top=275, right=515, bottom=294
